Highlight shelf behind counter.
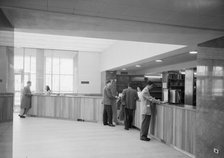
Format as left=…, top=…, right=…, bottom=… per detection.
left=28, top=94, right=104, bottom=122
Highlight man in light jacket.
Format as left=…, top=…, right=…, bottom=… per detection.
left=140, top=81, right=162, bottom=141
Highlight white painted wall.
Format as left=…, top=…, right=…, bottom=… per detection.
left=77, top=51, right=101, bottom=94
left=101, top=41, right=185, bottom=71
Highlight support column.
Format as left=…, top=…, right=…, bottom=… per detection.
left=196, top=45, right=224, bottom=158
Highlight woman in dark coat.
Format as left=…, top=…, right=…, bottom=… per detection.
left=19, top=81, right=32, bottom=118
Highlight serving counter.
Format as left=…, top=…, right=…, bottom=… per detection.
left=29, top=94, right=196, bottom=156
left=134, top=102, right=196, bottom=156
left=28, top=94, right=104, bottom=122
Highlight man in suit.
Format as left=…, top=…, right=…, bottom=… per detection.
left=123, top=82, right=139, bottom=130
left=140, top=81, right=162, bottom=141
left=103, top=80, right=117, bottom=127
left=19, top=81, right=32, bottom=118
left=110, top=79, right=119, bottom=125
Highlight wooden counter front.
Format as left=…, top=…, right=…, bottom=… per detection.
left=29, top=95, right=103, bottom=123
left=0, top=93, right=13, bottom=123
left=30, top=95, right=196, bottom=156
left=134, top=102, right=196, bottom=155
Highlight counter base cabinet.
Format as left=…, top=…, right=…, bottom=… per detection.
left=0, top=95, right=13, bottom=122
left=29, top=96, right=104, bottom=123
left=134, top=103, right=196, bottom=156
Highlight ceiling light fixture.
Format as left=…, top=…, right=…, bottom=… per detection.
left=155, top=59, right=163, bottom=62
left=136, top=65, right=141, bottom=68
left=122, top=68, right=127, bottom=71
left=189, top=51, right=198, bottom=54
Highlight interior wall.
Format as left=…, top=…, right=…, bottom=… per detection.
left=77, top=51, right=101, bottom=94
left=196, top=47, right=224, bottom=158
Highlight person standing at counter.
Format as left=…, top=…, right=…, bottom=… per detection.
left=19, top=81, right=32, bottom=118
left=103, top=80, right=117, bottom=127
left=140, top=81, right=162, bottom=141
left=123, top=82, right=139, bottom=130
left=45, top=85, right=51, bottom=95
left=110, top=79, right=119, bottom=125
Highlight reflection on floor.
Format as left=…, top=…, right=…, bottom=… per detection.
left=13, top=115, right=190, bottom=158
left=0, top=122, right=13, bottom=158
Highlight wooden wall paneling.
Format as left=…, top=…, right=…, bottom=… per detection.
left=174, top=108, right=184, bottom=150
left=55, top=96, right=61, bottom=118
left=80, top=98, right=85, bottom=120
left=134, top=102, right=141, bottom=129
left=0, top=96, right=13, bottom=122
left=68, top=97, right=74, bottom=120
left=83, top=98, right=93, bottom=121
left=155, top=105, right=164, bottom=140
left=95, top=99, right=103, bottom=123
left=92, top=99, right=97, bottom=122
left=184, top=110, right=196, bottom=155
left=163, top=106, right=173, bottom=145
left=46, top=97, right=54, bottom=117
left=74, top=97, right=80, bottom=120
left=30, top=96, right=38, bottom=115
left=76, top=97, right=81, bottom=120
left=37, top=96, right=42, bottom=117
left=61, top=97, right=69, bottom=119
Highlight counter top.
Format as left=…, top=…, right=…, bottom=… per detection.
left=32, top=94, right=103, bottom=99
left=158, top=103, right=197, bottom=111
left=0, top=93, right=14, bottom=97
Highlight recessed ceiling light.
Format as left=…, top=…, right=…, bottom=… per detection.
left=136, top=65, right=141, bottom=67
left=155, top=59, right=163, bottom=62
left=189, top=51, right=198, bottom=54
left=122, top=68, right=127, bottom=71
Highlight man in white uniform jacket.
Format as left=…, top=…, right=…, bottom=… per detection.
left=140, top=81, right=162, bottom=141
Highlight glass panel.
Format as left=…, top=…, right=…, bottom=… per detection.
left=24, top=56, right=30, bottom=73
left=213, top=66, right=223, bottom=76
left=14, top=92, right=21, bottom=106
left=45, top=57, right=52, bottom=74
left=30, top=74, right=36, bottom=92
left=60, top=75, right=73, bottom=92
left=30, top=56, right=36, bottom=73
left=52, top=75, right=60, bottom=92
left=14, top=55, right=23, bottom=70
left=45, top=74, right=52, bottom=89
left=60, top=58, right=73, bottom=75
left=212, top=79, right=223, bottom=96
left=24, top=74, right=29, bottom=85
left=53, top=57, right=60, bottom=74
left=15, top=74, right=22, bottom=91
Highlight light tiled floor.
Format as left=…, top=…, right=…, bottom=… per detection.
left=13, top=115, right=190, bottom=158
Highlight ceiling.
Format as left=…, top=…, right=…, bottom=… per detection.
left=0, top=0, right=224, bottom=72
left=110, top=46, right=197, bottom=73
left=13, top=31, right=116, bottom=52
left=0, top=1, right=224, bottom=45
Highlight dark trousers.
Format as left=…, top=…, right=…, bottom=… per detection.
left=103, top=104, right=113, bottom=125
left=140, top=114, right=151, bottom=139
left=124, top=108, right=134, bottom=130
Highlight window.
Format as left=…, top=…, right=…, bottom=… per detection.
left=14, top=48, right=37, bottom=109
left=45, top=50, right=74, bottom=93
